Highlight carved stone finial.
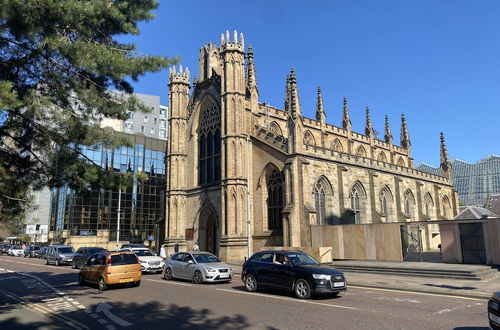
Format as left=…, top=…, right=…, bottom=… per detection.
left=342, top=97, right=352, bottom=130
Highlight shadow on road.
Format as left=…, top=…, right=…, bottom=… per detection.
left=424, top=283, right=477, bottom=290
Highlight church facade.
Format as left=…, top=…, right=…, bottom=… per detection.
left=165, top=31, right=458, bottom=262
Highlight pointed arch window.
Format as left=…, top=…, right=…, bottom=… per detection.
left=198, top=101, right=221, bottom=185
left=267, top=169, right=284, bottom=230
left=424, top=193, right=434, bottom=219
left=403, top=190, right=416, bottom=220
left=442, top=196, right=451, bottom=218
left=350, top=181, right=366, bottom=224
left=378, top=152, right=388, bottom=163
left=331, top=139, right=343, bottom=152
left=380, top=186, right=394, bottom=222
left=269, top=121, right=283, bottom=138
left=303, top=131, right=316, bottom=146
left=312, top=177, right=333, bottom=225
left=356, top=146, right=367, bottom=157
left=397, top=157, right=406, bottom=167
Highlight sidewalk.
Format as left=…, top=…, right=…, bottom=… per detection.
left=228, top=263, right=499, bottom=299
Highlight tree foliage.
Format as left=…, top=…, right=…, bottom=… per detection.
left=0, top=0, right=176, bottom=222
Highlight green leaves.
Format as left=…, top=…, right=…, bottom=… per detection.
left=0, top=0, right=177, bottom=223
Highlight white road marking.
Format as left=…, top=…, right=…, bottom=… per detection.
left=376, top=297, right=421, bottom=304
left=215, top=288, right=362, bottom=311
left=349, top=285, right=487, bottom=301
left=96, top=302, right=134, bottom=327
left=147, top=279, right=193, bottom=287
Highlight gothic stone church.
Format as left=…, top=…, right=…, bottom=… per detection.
left=165, top=31, right=458, bottom=262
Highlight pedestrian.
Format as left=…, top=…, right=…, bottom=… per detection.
left=192, top=242, right=199, bottom=251
left=174, top=242, right=179, bottom=253
left=160, top=245, right=167, bottom=259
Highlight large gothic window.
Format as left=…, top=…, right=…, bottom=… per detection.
left=403, top=189, right=416, bottom=220
left=312, top=177, right=333, bottom=225
left=198, top=102, right=221, bottom=185
left=350, top=181, right=366, bottom=224
left=424, top=193, right=434, bottom=219
left=267, top=169, right=284, bottom=230
left=380, top=185, right=394, bottom=222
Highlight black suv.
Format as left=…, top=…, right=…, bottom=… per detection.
left=489, top=291, right=500, bottom=330
left=241, top=250, right=346, bottom=299
left=72, top=247, right=107, bottom=269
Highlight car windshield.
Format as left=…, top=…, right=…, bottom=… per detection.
left=111, top=254, right=138, bottom=265
left=286, top=252, right=320, bottom=265
left=192, top=253, right=221, bottom=263
left=133, top=249, right=154, bottom=257
left=58, top=247, right=74, bottom=254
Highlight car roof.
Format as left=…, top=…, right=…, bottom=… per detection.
left=48, top=245, right=72, bottom=248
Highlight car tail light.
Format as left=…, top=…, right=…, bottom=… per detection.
left=135, top=255, right=140, bottom=264
left=106, top=256, right=111, bottom=265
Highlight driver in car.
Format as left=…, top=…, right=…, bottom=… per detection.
left=274, top=254, right=287, bottom=265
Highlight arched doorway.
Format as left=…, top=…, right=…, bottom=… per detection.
left=198, top=208, right=218, bottom=255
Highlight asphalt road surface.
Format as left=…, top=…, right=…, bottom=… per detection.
left=0, top=255, right=491, bottom=330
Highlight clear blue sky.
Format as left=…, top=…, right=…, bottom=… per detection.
left=122, top=0, right=500, bottom=167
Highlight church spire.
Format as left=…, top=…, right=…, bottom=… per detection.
left=440, top=132, right=452, bottom=180
left=285, top=68, right=301, bottom=118
left=246, top=46, right=258, bottom=92
left=365, top=106, right=374, bottom=138
left=400, top=113, right=410, bottom=149
left=342, top=97, right=352, bottom=131
left=384, top=114, right=393, bottom=144
left=315, top=86, right=326, bottom=123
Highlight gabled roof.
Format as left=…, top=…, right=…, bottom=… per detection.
left=453, top=206, right=498, bottom=220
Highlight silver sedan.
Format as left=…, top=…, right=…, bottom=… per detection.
left=163, top=251, right=233, bottom=284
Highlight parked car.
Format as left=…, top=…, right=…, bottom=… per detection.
left=72, top=247, right=106, bottom=269
left=45, top=245, right=76, bottom=266
left=23, top=246, right=40, bottom=258
left=241, top=250, right=346, bottom=299
left=35, top=247, right=47, bottom=259
left=120, top=243, right=148, bottom=249
left=79, top=251, right=141, bottom=291
left=121, top=247, right=164, bottom=273
left=8, top=245, right=24, bottom=257
left=163, top=251, right=233, bottom=284
left=1, top=245, right=11, bottom=254
left=489, top=291, right=500, bottom=330
left=28, top=246, right=41, bottom=258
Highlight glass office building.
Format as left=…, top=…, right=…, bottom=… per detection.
left=49, top=133, right=166, bottom=244
left=417, top=155, right=500, bottom=206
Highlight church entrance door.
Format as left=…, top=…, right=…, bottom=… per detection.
left=198, top=209, right=217, bottom=255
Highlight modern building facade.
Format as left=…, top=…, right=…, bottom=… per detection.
left=48, top=129, right=167, bottom=249
left=164, top=31, right=459, bottom=262
left=417, top=155, right=500, bottom=206
left=24, top=187, right=51, bottom=243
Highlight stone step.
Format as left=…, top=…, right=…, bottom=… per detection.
left=330, top=264, right=499, bottom=280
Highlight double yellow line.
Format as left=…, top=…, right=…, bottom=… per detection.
left=0, top=289, right=89, bottom=330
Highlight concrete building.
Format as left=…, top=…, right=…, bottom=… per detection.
left=164, top=31, right=458, bottom=262
left=24, top=187, right=51, bottom=243
left=417, top=155, right=500, bottom=206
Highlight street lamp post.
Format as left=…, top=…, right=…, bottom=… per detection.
left=116, top=185, right=122, bottom=251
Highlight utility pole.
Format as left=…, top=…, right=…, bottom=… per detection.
left=116, top=185, right=122, bottom=251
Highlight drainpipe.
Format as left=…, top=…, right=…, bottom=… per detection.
left=246, top=135, right=252, bottom=258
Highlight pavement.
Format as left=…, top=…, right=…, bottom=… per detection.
left=228, top=261, right=500, bottom=299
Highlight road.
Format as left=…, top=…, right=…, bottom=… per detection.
left=0, top=255, right=491, bottom=330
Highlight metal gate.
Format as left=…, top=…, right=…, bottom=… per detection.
left=459, top=223, right=486, bottom=264
left=400, top=225, right=423, bottom=262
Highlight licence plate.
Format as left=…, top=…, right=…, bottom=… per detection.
left=67, top=259, right=73, bottom=262
left=490, top=312, right=500, bottom=324
left=219, top=273, right=230, bottom=278
left=333, top=282, right=345, bottom=287
left=119, top=278, right=133, bottom=283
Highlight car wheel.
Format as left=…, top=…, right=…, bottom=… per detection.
left=163, top=267, right=173, bottom=280
left=45, top=258, right=49, bottom=265
left=55, top=259, right=60, bottom=267
left=98, top=278, right=107, bottom=291
left=245, top=274, right=258, bottom=292
left=294, top=279, right=311, bottom=299
left=78, top=273, right=85, bottom=286
left=193, top=271, right=203, bottom=284
left=71, top=262, right=76, bottom=269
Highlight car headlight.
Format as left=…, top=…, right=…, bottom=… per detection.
left=312, top=274, right=331, bottom=280
left=205, top=267, right=216, bottom=272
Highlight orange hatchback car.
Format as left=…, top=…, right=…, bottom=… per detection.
left=79, top=251, right=141, bottom=291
